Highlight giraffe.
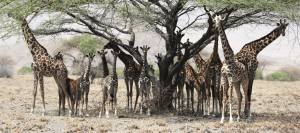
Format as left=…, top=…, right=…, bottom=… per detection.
left=77, top=53, right=95, bottom=117
left=99, top=49, right=120, bottom=118
left=177, top=42, right=206, bottom=115
left=98, top=50, right=109, bottom=78
left=235, top=19, right=289, bottom=120
left=214, top=14, right=249, bottom=123
left=138, top=45, right=152, bottom=115
left=194, top=30, right=223, bottom=116
left=55, top=52, right=81, bottom=117
left=12, top=16, right=71, bottom=116
left=174, top=48, right=186, bottom=115
left=103, top=42, right=142, bottom=113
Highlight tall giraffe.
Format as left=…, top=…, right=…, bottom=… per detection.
left=235, top=19, right=289, bottom=119
left=103, top=42, right=142, bottom=112
left=12, top=16, right=70, bottom=116
left=77, top=53, right=95, bottom=116
left=214, top=15, right=249, bottom=123
left=138, top=45, right=152, bottom=115
left=99, top=49, right=120, bottom=118
left=98, top=50, right=109, bottom=78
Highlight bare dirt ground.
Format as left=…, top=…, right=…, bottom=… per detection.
left=0, top=74, right=300, bottom=132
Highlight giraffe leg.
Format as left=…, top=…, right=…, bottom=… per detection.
left=227, top=77, right=234, bottom=123
left=205, top=80, right=211, bottom=115
left=220, top=74, right=228, bottom=123
left=38, top=75, right=46, bottom=116
left=139, top=82, right=144, bottom=114
left=147, top=82, right=151, bottom=116
left=125, top=76, right=130, bottom=112
left=105, top=97, right=110, bottom=118
left=54, top=77, right=63, bottom=116
left=215, top=72, right=221, bottom=116
left=186, top=84, right=190, bottom=114
left=114, top=93, right=118, bottom=118
left=191, top=85, right=194, bottom=114
left=233, top=81, right=242, bottom=122
left=99, top=86, right=106, bottom=118
left=31, top=72, right=38, bottom=114
left=85, top=88, right=89, bottom=117
left=174, top=86, right=177, bottom=115
left=134, top=80, right=139, bottom=112
left=129, top=79, right=133, bottom=112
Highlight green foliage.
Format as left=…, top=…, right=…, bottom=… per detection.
left=62, top=34, right=101, bottom=55
left=18, top=66, right=32, bottom=74
left=255, top=69, right=263, bottom=80
left=267, top=72, right=290, bottom=81
left=154, top=69, right=159, bottom=76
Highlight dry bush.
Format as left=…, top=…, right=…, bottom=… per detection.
left=0, top=55, right=15, bottom=68
left=125, top=124, right=140, bottom=130
left=279, top=66, right=300, bottom=82
left=0, top=65, right=13, bottom=78
left=155, top=120, right=168, bottom=126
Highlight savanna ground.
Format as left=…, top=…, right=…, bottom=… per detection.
left=0, top=74, right=299, bottom=132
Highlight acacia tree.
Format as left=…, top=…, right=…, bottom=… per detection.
left=1, top=0, right=300, bottom=111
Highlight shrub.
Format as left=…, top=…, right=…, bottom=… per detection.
left=18, top=66, right=33, bottom=74
left=255, top=69, right=263, bottom=80
left=0, top=65, right=13, bottom=78
left=267, top=72, right=290, bottom=81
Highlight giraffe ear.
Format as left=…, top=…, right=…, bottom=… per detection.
left=147, top=47, right=150, bottom=50
left=97, top=51, right=101, bottom=54
left=93, top=55, right=95, bottom=57
left=277, top=23, right=280, bottom=26
left=111, top=50, right=113, bottom=54
left=86, top=55, right=88, bottom=57
left=140, top=47, right=143, bottom=50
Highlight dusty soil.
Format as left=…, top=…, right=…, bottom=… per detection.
left=0, top=74, right=299, bottom=132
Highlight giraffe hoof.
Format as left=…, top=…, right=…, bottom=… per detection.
left=115, top=115, right=119, bottom=118
left=86, top=114, right=89, bottom=117
left=106, top=116, right=109, bottom=119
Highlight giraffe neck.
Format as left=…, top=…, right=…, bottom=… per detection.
left=218, top=23, right=235, bottom=65
left=20, top=19, right=49, bottom=59
left=193, top=53, right=206, bottom=72
left=112, top=55, right=118, bottom=79
left=212, top=30, right=219, bottom=56
left=101, top=55, right=109, bottom=78
left=238, top=26, right=282, bottom=56
left=83, top=61, right=91, bottom=80
left=141, top=53, right=148, bottom=77
left=113, top=46, right=132, bottom=67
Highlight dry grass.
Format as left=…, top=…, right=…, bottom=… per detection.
left=0, top=75, right=299, bottom=132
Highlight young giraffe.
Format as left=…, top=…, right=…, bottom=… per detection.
left=235, top=19, right=289, bottom=119
left=78, top=53, right=95, bottom=117
left=99, top=49, right=120, bottom=118
left=12, top=16, right=71, bottom=116
left=54, top=53, right=80, bottom=117
left=179, top=50, right=206, bottom=115
left=98, top=50, right=110, bottom=78
left=103, top=42, right=142, bottom=112
left=214, top=14, right=249, bottom=123
left=194, top=31, right=223, bottom=116
left=175, top=48, right=186, bottom=115
left=138, top=45, right=151, bottom=115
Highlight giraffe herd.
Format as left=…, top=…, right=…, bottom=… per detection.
left=14, top=13, right=288, bottom=123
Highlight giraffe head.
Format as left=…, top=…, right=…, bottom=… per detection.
left=98, top=50, right=108, bottom=58
left=155, top=53, right=162, bottom=66
left=111, top=49, right=120, bottom=59
left=103, top=42, right=118, bottom=50
left=54, top=52, right=64, bottom=62
left=277, top=19, right=289, bottom=36
left=86, top=53, right=95, bottom=63
left=213, top=14, right=224, bottom=28
left=140, top=45, right=150, bottom=58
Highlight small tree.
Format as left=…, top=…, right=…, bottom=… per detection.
left=255, top=69, right=263, bottom=80
left=280, top=66, right=300, bottom=82
left=258, top=59, right=274, bottom=72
